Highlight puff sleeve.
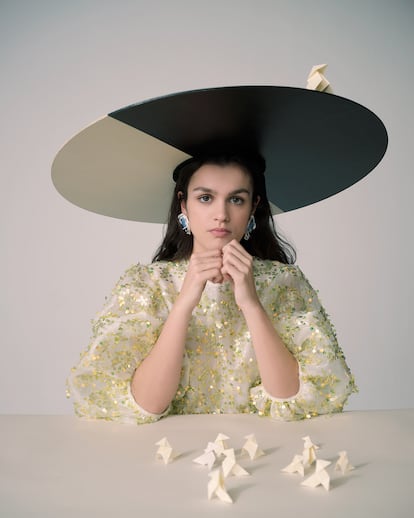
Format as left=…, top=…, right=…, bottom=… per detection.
left=250, top=265, right=357, bottom=420
left=66, top=264, right=170, bottom=424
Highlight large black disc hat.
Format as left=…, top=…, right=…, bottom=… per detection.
left=51, top=85, right=388, bottom=223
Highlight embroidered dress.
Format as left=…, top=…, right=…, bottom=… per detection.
left=67, top=260, right=357, bottom=424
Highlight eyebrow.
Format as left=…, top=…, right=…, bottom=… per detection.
left=191, top=187, right=251, bottom=196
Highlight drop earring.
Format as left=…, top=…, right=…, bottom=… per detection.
left=243, top=214, right=256, bottom=240
left=178, top=213, right=191, bottom=235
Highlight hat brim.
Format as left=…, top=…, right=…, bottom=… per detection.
left=51, top=86, right=388, bottom=223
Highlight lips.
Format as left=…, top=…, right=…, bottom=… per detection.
left=210, top=228, right=231, bottom=237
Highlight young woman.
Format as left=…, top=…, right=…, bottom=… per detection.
left=67, top=150, right=357, bottom=424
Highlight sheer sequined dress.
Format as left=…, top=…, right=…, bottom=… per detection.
left=67, top=259, right=357, bottom=424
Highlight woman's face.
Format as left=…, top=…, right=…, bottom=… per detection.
left=181, top=163, right=255, bottom=254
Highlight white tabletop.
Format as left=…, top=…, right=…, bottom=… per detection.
left=1, top=410, right=413, bottom=517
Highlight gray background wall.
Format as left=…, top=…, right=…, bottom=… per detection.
left=1, top=0, right=412, bottom=414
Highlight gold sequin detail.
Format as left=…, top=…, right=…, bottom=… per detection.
left=66, top=260, right=357, bottom=424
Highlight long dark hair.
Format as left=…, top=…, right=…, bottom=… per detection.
left=152, top=150, right=296, bottom=264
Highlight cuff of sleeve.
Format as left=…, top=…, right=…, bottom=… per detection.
left=258, top=362, right=304, bottom=402
left=256, top=376, right=304, bottom=404
left=250, top=365, right=307, bottom=421
left=127, top=384, right=171, bottom=420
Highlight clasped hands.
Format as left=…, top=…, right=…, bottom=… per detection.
left=180, top=239, right=260, bottom=311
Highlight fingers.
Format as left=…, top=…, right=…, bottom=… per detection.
left=222, top=240, right=251, bottom=261
left=178, top=250, right=225, bottom=310
left=189, top=242, right=252, bottom=286
left=220, top=240, right=259, bottom=310
left=189, top=249, right=224, bottom=284
left=221, top=240, right=253, bottom=277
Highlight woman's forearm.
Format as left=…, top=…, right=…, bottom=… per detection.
left=242, top=301, right=299, bottom=398
left=132, top=251, right=225, bottom=414
left=131, top=302, right=192, bottom=414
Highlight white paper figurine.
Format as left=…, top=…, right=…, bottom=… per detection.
left=281, top=454, right=305, bottom=477
left=208, top=468, right=233, bottom=504
left=306, top=64, right=332, bottom=92
left=241, top=434, right=265, bottom=460
left=155, top=437, right=176, bottom=464
left=335, top=451, right=355, bottom=475
left=213, top=433, right=230, bottom=457
left=221, top=449, right=250, bottom=478
left=301, top=459, right=331, bottom=491
left=193, top=442, right=217, bottom=470
left=302, top=436, right=319, bottom=466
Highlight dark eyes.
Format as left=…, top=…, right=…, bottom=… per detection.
left=198, top=194, right=212, bottom=203
left=229, top=196, right=244, bottom=205
left=197, top=195, right=245, bottom=205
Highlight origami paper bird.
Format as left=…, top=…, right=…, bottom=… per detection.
left=302, top=436, right=319, bottom=466
left=155, top=437, right=176, bottom=464
left=208, top=468, right=233, bottom=503
left=221, top=448, right=250, bottom=478
left=241, top=434, right=265, bottom=460
left=193, top=442, right=217, bottom=470
left=306, top=64, right=332, bottom=92
left=301, top=459, right=331, bottom=491
left=212, top=433, right=230, bottom=457
left=335, top=451, right=355, bottom=475
left=281, top=454, right=305, bottom=477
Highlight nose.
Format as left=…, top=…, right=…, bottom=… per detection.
left=214, top=200, right=229, bottom=222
